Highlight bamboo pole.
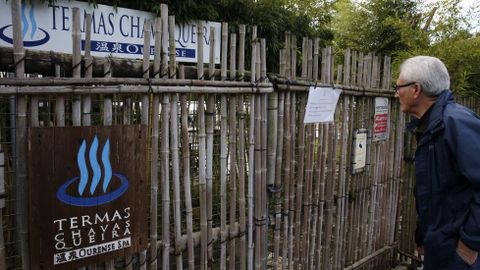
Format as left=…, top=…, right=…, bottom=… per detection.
left=169, top=16, right=176, bottom=78
left=285, top=31, right=291, bottom=80
left=351, top=51, right=357, bottom=87
left=238, top=23, right=247, bottom=270
left=344, top=49, right=351, bottom=86
left=54, top=65, right=65, bottom=126
left=288, top=93, right=297, bottom=270
left=267, top=89, right=278, bottom=186
left=0, top=84, right=275, bottom=95
left=253, top=40, right=261, bottom=268
left=147, top=15, right=161, bottom=270
left=301, top=37, right=308, bottom=79
left=335, top=96, right=350, bottom=269
left=159, top=11, right=169, bottom=270
left=322, top=120, right=337, bottom=270
left=301, top=41, right=314, bottom=267
left=343, top=95, right=355, bottom=269
left=82, top=14, right=92, bottom=126
left=221, top=23, right=228, bottom=81
left=205, top=72, right=215, bottom=270
left=273, top=83, right=285, bottom=270
left=219, top=21, right=229, bottom=270
left=171, top=15, right=183, bottom=270
left=171, top=93, right=183, bottom=270
left=149, top=92, right=160, bottom=270
left=209, top=27, right=216, bottom=81
left=291, top=35, right=297, bottom=80
left=313, top=39, right=319, bottom=81
left=181, top=91, right=195, bottom=270
left=11, top=0, right=27, bottom=268
left=330, top=47, right=335, bottom=83
left=220, top=95, right=228, bottom=270
left=308, top=124, right=323, bottom=270
left=357, top=53, right=364, bottom=88
left=337, top=65, right=343, bottom=85
left=161, top=93, right=171, bottom=270
left=282, top=91, right=291, bottom=270
left=229, top=94, right=238, bottom=270
left=206, top=27, right=216, bottom=270
left=307, top=39, right=313, bottom=80
left=103, top=63, right=113, bottom=126
left=230, top=34, right=237, bottom=81
left=161, top=4, right=168, bottom=78
left=321, top=48, right=326, bottom=83
left=315, top=123, right=329, bottom=270
left=293, top=95, right=306, bottom=269
left=0, top=76, right=278, bottom=88
left=72, top=7, right=81, bottom=127
left=228, top=31, right=238, bottom=270
left=140, top=18, right=152, bottom=270
left=197, top=20, right=208, bottom=270
left=254, top=90, right=262, bottom=270
left=260, top=38, right=268, bottom=269
left=302, top=123, right=314, bottom=268
left=239, top=25, right=246, bottom=81
left=248, top=26, right=257, bottom=270
left=238, top=94, right=247, bottom=270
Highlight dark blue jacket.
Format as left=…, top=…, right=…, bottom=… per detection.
left=407, top=90, right=480, bottom=269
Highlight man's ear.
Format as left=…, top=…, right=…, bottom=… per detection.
left=412, top=83, right=422, bottom=99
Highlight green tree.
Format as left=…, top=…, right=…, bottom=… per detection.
left=332, top=0, right=425, bottom=55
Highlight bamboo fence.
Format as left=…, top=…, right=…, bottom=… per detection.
left=3, top=1, right=480, bottom=270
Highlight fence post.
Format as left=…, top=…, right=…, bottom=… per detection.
left=11, top=0, right=29, bottom=269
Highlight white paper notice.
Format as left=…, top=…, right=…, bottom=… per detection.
left=304, top=87, right=342, bottom=123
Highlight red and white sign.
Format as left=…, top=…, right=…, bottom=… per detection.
left=373, top=97, right=389, bottom=141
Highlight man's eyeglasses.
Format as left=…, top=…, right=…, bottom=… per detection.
left=393, top=82, right=416, bottom=93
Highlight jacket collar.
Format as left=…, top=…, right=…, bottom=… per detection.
left=406, top=90, right=454, bottom=134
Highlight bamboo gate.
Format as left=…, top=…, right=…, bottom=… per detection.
left=3, top=1, right=480, bottom=270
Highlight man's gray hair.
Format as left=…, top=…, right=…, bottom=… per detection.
left=399, top=56, right=450, bottom=96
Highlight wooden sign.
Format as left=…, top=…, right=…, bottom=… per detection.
left=28, top=125, right=148, bottom=269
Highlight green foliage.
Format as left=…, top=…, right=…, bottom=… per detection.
left=333, top=0, right=480, bottom=96
left=332, top=0, right=424, bottom=55
left=395, top=34, right=480, bottom=97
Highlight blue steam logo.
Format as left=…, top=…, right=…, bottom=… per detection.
left=0, top=0, right=50, bottom=47
left=57, top=136, right=129, bottom=207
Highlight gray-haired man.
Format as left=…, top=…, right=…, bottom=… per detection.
left=395, top=56, right=480, bottom=270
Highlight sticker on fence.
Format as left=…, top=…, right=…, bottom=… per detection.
left=304, top=86, right=342, bottom=124
left=373, top=97, right=389, bottom=141
left=352, top=129, right=368, bottom=174
left=28, top=125, right=148, bottom=270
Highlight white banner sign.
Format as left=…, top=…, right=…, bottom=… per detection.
left=304, top=86, right=342, bottom=123
left=0, top=0, right=221, bottom=63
